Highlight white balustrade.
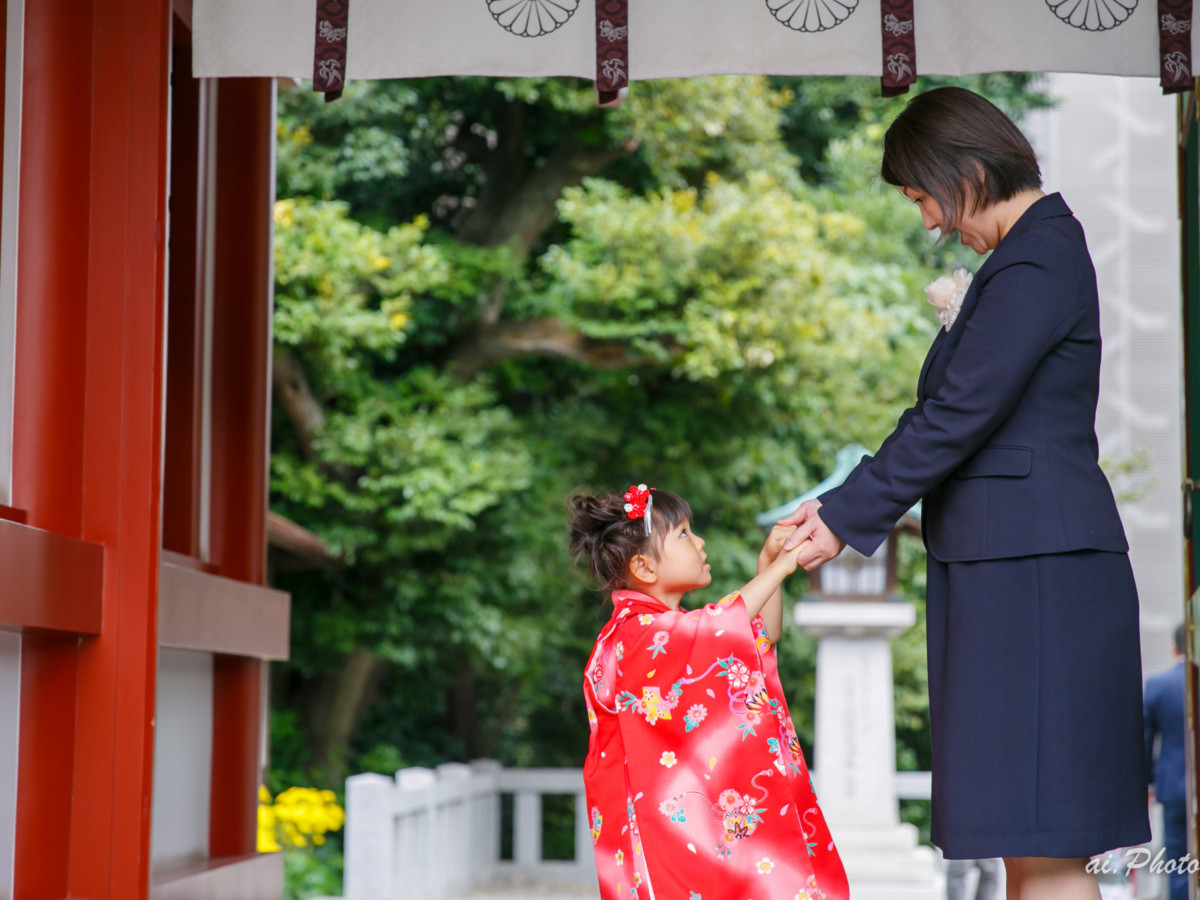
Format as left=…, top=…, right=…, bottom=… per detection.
left=344, top=761, right=597, bottom=900
left=344, top=760, right=933, bottom=900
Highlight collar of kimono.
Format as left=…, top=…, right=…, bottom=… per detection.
left=610, top=589, right=671, bottom=616
left=590, top=590, right=673, bottom=658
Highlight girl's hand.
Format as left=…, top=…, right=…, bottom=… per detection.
left=758, top=524, right=799, bottom=573
left=769, top=542, right=801, bottom=576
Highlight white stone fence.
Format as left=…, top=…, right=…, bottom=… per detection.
left=343, top=760, right=933, bottom=900
left=344, top=760, right=596, bottom=900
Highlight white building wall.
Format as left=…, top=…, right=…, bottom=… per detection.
left=0, top=633, right=19, bottom=900
left=0, top=0, right=25, bottom=507
left=151, top=648, right=214, bottom=871
left=1029, top=75, right=1185, bottom=681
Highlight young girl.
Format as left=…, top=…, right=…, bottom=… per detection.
left=570, top=485, right=849, bottom=900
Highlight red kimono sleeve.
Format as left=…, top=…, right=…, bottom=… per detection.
left=583, top=590, right=849, bottom=900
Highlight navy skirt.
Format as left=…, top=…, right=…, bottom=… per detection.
left=925, top=549, right=1152, bottom=859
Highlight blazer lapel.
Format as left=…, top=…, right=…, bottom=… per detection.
left=916, top=195, right=1070, bottom=401
left=916, top=328, right=947, bottom=400
left=919, top=270, right=985, bottom=399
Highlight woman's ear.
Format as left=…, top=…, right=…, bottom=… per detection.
left=628, top=553, right=657, bottom=585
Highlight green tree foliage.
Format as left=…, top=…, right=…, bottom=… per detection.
left=267, top=74, right=1049, bottom=794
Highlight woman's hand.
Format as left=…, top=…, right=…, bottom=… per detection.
left=769, top=540, right=801, bottom=577
left=779, top=499, right=847, bottom=569
left=758, top=524, right=799, bottom=573
left=779, top=499, right=822, bottom=551
left=793, top=511, right=846, bottom=571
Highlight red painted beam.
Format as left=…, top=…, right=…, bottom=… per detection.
left=150, top=852, right=283, bottom=900
left=0, top=504, right=25, bottom=524
left=159, top=561, right=290, bottom=660
left=0, top=520, right=103, bottom=632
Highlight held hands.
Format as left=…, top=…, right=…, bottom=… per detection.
left=758, top=524, right=800, bottom=575
left=777, top=499, right=846, bottom=572
left=737, top=524, right=801, bottom=622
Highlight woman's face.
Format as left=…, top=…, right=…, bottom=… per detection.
left=899, top=186, right=996, bottom=254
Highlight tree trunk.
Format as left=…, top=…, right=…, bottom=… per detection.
left=272, top=347, right=325, bottom=457
left=449, top=658, right=481, bottom=759
left=272, top=347, right=353, bottom=482
left=304, top=646, right=387, bottom=782
left=460, top=134, right=632, bottom=256
left=446, top=317, right=646, bottom=381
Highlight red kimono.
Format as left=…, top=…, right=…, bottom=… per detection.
left=583, top=589, right=849, bottom=900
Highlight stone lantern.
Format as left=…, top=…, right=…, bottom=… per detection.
left=758, top=445, right=943, bottom=900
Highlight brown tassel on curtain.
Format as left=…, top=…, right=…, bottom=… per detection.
left=313, top=0, right=349, bottom=102
left=596, top=0, right=629, bottom=107
left=1160, top=0, right=1194, bottom=95
left=880, top=0, right=916, bottom=98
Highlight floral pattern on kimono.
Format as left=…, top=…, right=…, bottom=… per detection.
left=583, top=589, right=849, bottom=900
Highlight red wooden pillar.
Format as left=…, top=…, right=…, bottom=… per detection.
left=6, top=3, right=285, bottom=896
left=10, top=0, right=93, bottom=890
left=12, top=0, right=170, bottom=896
left=163, top=39, right=206, bottom=560
left=70, top=0, right=171, bottom=891
left=208, top=75, right=275, bottom=861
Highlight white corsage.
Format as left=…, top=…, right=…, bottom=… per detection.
left=924, top=268, right=973, bottom=332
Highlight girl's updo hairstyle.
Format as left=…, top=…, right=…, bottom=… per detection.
left=567, top=488, right=692, bottom=593
left=881, top=86, right=1041, bottom=232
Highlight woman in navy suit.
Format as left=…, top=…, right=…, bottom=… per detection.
left=783, top=87, right=1150, bottom=899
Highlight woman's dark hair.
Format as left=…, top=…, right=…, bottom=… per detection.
left=567, top=488, right=692, bottom=592
left=881, top=86, right=1041, bottom=231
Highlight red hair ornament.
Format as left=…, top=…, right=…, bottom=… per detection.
left=623, top=484, right=654, bottom=535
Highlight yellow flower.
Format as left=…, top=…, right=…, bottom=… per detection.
left=257, top=784, right=345, bottom=853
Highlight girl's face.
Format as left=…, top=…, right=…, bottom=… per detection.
left=652, top=520, right=712, bottom=597
left=899, top=185, right=997, bottom=255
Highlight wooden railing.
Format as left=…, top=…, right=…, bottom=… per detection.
left=344, top=761, right=934, bottom=900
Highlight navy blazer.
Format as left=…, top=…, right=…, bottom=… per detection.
left=1144, top=661, right=1187, bottom=807
left=820, top=193, right=1128, bottom=562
